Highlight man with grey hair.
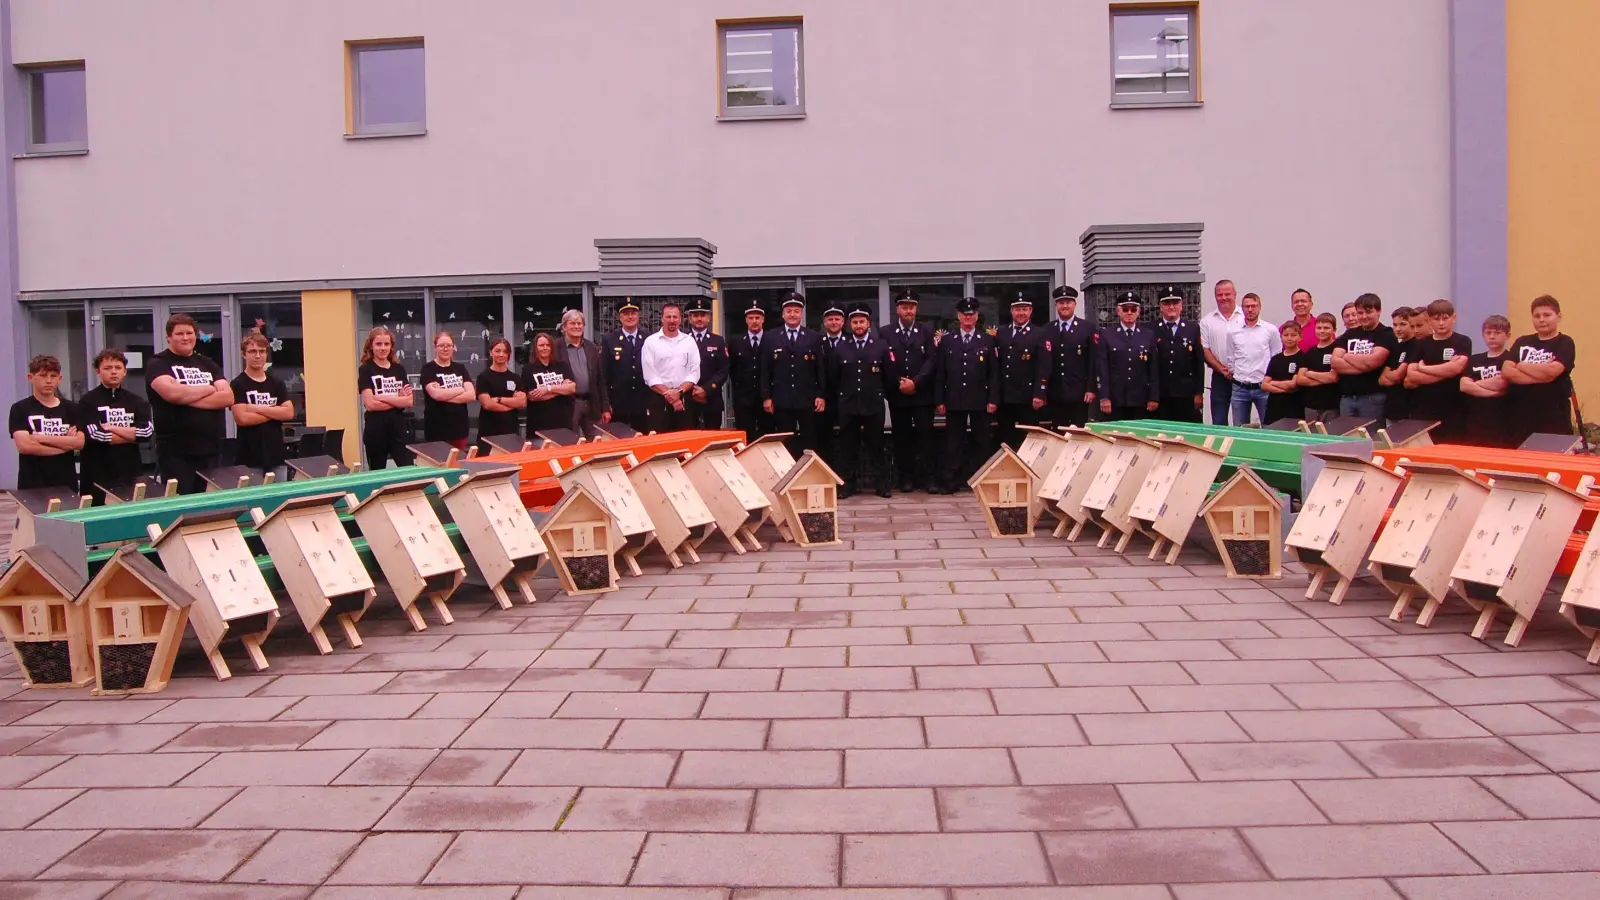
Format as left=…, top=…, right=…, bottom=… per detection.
left=558, top=309, right=607, bottom=436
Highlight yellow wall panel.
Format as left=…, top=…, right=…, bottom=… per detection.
left=300, top=289, right=359, bottom=464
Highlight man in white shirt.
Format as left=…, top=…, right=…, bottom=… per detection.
left=1225, top=292, right=1283, bottom=425
left=1199, top=279, right=1243, bottom=426
left=641, top=302, right=701, bottom=432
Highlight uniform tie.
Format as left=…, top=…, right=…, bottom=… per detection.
left=694, top=332, right=704, bottom=344
left=963, top=333, right=972, bottom=345
left=751, top=334, right=760, bottom=350
left=788, top=329, right=798, bottom=344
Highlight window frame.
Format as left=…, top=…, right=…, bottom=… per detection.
left=1108, top=3, right=1202, bottom=109
left=17, top=60, right=89, bottom=157
left=716, top=17, right=806, bottom=121
left=345, top=38, right=427, bottom=138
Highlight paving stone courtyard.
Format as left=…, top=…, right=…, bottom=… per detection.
left=3, top=493, right=1600, bottom=898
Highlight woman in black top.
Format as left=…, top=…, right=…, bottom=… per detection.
left=358, top=326, right=414, bottom=468
left=521, top=333, right=578, bottom=437
left=230, top=333, right=294, bottom=472
left=476, top=338, right=526, bottom=453
left=421, top=331, right=474, bottom=448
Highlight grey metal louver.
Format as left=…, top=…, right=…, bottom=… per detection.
left=1079, top=223, right=1204, bottom=286
left=594, top=238, right=717, bottom=298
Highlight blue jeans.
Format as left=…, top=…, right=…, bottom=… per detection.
left=1230, top=386, right=1269, bottom=426
left=1339, top=393, right=1387, bottom=431
left=1208, top=372, right=1233, bottom=426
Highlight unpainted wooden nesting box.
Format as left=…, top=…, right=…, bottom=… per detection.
left=627, top=451, right=717, bottom=567
left=554, top=451, right=658, bottom=577
left=481, top=434, right=533, bottom=455
left=735, top=433, right=799, bottom=542
left=1200, top=467, right=1285, bottom=579
left=251, top=492, right=377, bottom=653
left=82, top=546, right=198, bottom=695
left=1286, top=452, right=1404, bottom=604
left=536, top=484, right=620, bottom=595
left=967, top=446, right=1040, bottom=538
left=286, top=455, right=355, bottom=479
left=681, top=439, right=772, bottom=554
left=345, top=477, right=466, bottom=631
left=1038, top=428, right=1115, bottom=540
left=1014, top=426, right=1071, bottom=481
left=0, top=546, right=91, bottom=688
left=1128, top=437, right=1231, bottom=564
left=438, top=466, right=547, bottom=609
left=1367, top=462, right=1491, bottom=627
left=1450, top=469, right=1587, bottom=647
left=98, top=475, right=179, bottom=504
left=1557, top=528, right=1600, bottom=664
left=1080, top=433, right=1163, bottom=551
left=148, top=508, right=281, bottom=680
left=772, top=450, right=845, bottom=547
left=406, top=442, right=464, bottom=468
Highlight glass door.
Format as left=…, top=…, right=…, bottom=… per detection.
left=165, top=302, right=233, bottom=378
left=89, top=305, right=159, bottom=381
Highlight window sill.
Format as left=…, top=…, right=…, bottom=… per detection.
left=14, top=147, right=88, bottom=159
left=717, top=111, right=807, bottom=122
left=1109, top=100, right=1204, bottom=110
left=343, top=129, right=428, bottom=140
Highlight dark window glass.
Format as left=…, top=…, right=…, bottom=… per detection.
left=27, top=65, right=87, bottom=148
left=353, top=42, right=426, bottom=132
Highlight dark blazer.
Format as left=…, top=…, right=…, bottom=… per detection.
left=833, top=338, right=893, bottom=417
left=1152, top=319, right=1206, bottom=399
left=995, top=323, right=1052, bottom=405
left=760, top=327, right=826, bottom=410
left=934, top=330, right=1001, bottom=412
left=557, top=338, right=608, bottom=414
left=727, top=330, right=767, bottom=408
left=1047, top=316, right=1096, bottom=403
left=1095, top=325, right=1161, bottom=408
left=690, top=330, right=729, bottom=423
left=599, top=329, right=650, bottom=419
left=878, top=321, right=937, bottom=407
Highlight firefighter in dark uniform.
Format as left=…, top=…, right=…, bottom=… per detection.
left=760, top=292, right=826, bottom=456
left=995, top=292, right=1052, bottom=450
left=600, top=297, right=651, bottom=430
left=817, top=304, right=847, bottom=469
left=1096, top=291, right=1161, bottom=421
left=879, top=288, right=937, bottom=492
left=835, top=304, right=893, bottom=499
left=685, top=296, right=729, bottom=429
left=932, top=296, right=999, bottom=493
left=727, top=302, right=770, bottom=442
left=1044, top=285, right=1096, bottom=429
left=1152, top=286, right=1205, bottom=422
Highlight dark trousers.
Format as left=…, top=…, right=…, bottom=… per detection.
left=157, top=449, right=220, bottom=495
left=691, top=395, right=726, bottom=431
left=772, top=406, right=817, bottom=458
left=1044, top=399, right=1090, bottom=430
left=650, top=395, right=696, bottom=433
left=1110, top=405, right=1149, bottom=421
left=939, top=409, right=993, bottom=488
left=996, top=401, right=1040, bottom=450
left=888, top=404, right=935, bottom=489
left=838, top=412, right=886, bottom=489
left=80, top=448, right=144, bottom=505
left=815, top=409, right=839, bottom=468
left=732, top=403, right=771, bottom=444
left=1208, top=371, right=1233, bottom=426
left=571, top=398, right=600, bottom=438
left=1156, top=396, right=1202, bottom=423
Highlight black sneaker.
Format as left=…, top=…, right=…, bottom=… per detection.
left=876, top=484, right=892, bottom=498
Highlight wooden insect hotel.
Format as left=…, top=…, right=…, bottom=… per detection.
left=1039, top=428, right=1115, bottom=540
left=1014, top=426, right=1071, bottom=480
left=437, top=466, right=547, bottom=609
left=554, top=451, right=658, bottom=577
left=148, top=508, right=281, bottom=679
left=681, top=439, right=771, bottom=553
left=1081, top=433, right=1163, bottom=551
left=251, top=492, right=376, bottom=652
left=536, top=484, right=620, bottom=594
left=1367, top=462, right=1491, bottom=626
left=1286, top=451, right=1404, bottom=604
left=772, top=450, right=845, bottom=547
left=735, top=433, right=799, bottom=541
left=1199, top=467, right=1285, bottom=579
left=1373, top=419, right=1439, bottom=450
left=1557, top=527, right=1600, bottom=664
left=98, top=475, right=179, bottom=503
left=286, top=455, right=354, bottom=479
left=481, top=434, right=533, bottom=455
left=346, top=477, right=466, bottom=631
left=201, top=466, right=275, bottom=491
left=627, top=451, right=717, bottom=567
left=0, top=546, right=91, bottom=688
left=82, top=546, right=197, bottom=695
left=1128, top=437, right=1231, bottom=564
left=406, top=442, right=464, bottom=468
left=1450, top=469, right=1586, bottom=646
left=967, top=445, right=1040, bottom=538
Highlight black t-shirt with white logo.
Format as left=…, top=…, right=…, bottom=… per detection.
left=1263, top=351, right=1304, bottom=425
left=1386, top=338, right=1415, bottom=419
left=1333, top=326, right=1398, bottom=396
left=1297, top=344, right=1341, bottom=410
left=475, top=365, right=523, bottom=439
left=420, top=360, right=473, bottom=442
left=230, top=372, right=291, bottom=469
left=1508, top=332, right=1577, bottom=432
left=1411, top=333, right=1473, bottom=422
left=357, top=360, right=410, bottom=432
left=145, top=349, right=227, bottom=455
left=9, top=395, right=80, bottom=489
left=1465, top=351, right=1514, bottom=447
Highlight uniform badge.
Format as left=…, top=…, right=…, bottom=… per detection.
left=1021, top=352, right=1031, bottom=361
left=871, top=365, right=879, bottom=374
left=613, top=349, right=622, bottom=360
left=1044, top=340, right=1052, bottom=352
left=889, top=351, right=896, bottom=362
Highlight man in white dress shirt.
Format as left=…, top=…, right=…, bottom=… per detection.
left=1224, top=292, right=1282, bottom=425
left=641, top=302, right=701, bottom=433
left=1199, top=279, right=1244, bottom=426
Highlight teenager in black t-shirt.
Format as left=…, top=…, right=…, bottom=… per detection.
left=230, top=333, right=294, bottom=472
left=146, top=313, right=232, bottom=494
left=475, top=337, right=526, bottom=453
left=1460, top=315, right=1515, bottom=448
left=1380, top=307, right=1415, bottom=421
left=1331, top=294, right=1398, bottom=426
left=79, top=348, right=154, bottom=502
left=9, top=355, right=83, bottom=491
left=522, top=332, right=579, bottom=436
left=1294, top=313, right=1341, bottom=424
left=421, top=331, right=474, bottom=448
left=1503, top=294, right=1577, bottom=446
left=358, top=326, right=414, bottom=469
left=1404, top=299, right=1472, bottom=441
left=1262, top=320, right=1305, bottom=426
